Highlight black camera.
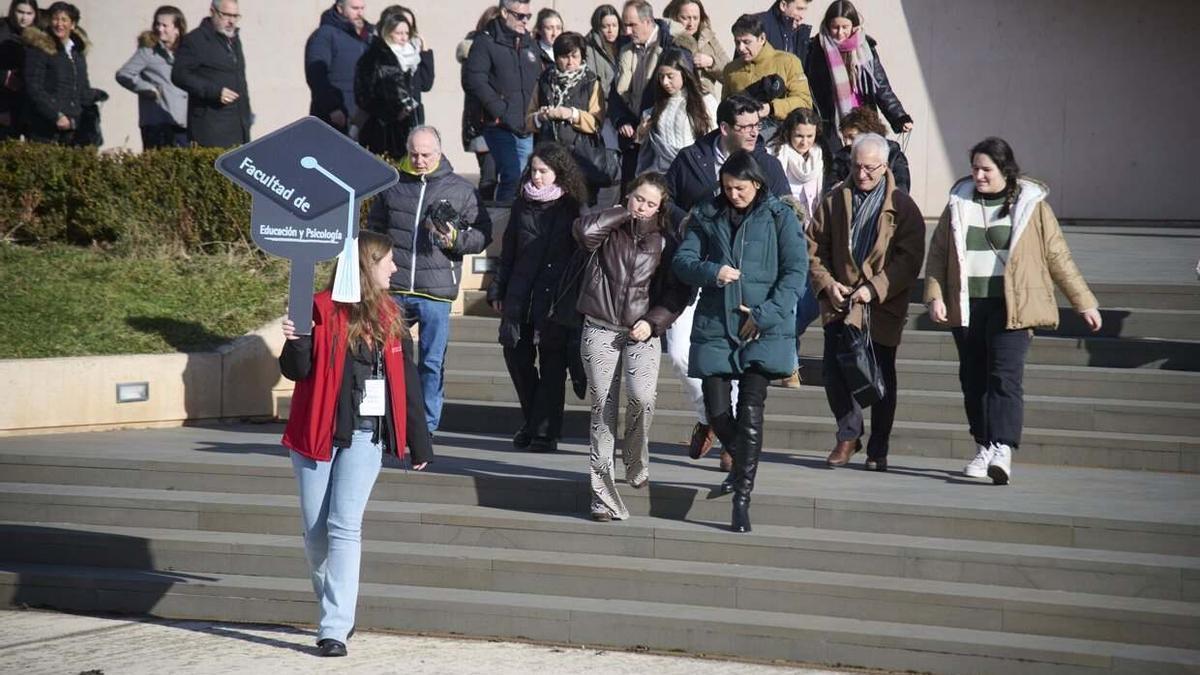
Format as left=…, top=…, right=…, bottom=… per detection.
left=745, top=74, right=786, bottom=104
left=425, top=200, right=460, bottom=237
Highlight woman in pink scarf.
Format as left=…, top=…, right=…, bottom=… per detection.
left=805, top=0, right=913, bottom=154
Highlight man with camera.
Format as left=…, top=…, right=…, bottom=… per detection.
left=367, top=125, right=493, bottom=435
left=722, top=14, right=812, bottom=144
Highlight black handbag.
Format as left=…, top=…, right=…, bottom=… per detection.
left=835, top=304, right=886, bottom=408
left=570, top=137, right=620, bottom=190
left=547, top=246, right=598, bottom=329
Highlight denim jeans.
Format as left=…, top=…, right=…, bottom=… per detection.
left=290, top=430, right=383, bottom=643
left=795, top=281, right=820, bottom=351
left=141, top=124, right=188, bottom=149
left=482, top=126, right=533, bottom=202
left=394, top=294, right=451, bottom=432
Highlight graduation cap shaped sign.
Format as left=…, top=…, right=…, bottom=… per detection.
left=215, top=116, right=399, bottom=334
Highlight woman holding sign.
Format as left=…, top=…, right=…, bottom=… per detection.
left=279, top=231, right=430, bottom=658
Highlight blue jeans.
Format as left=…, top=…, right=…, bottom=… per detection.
left=796, top=282, right=820, bottom=351
left=395, top=294, right=451, bottom=432
left=291, top=431, right=383, bottom=643
left=482, top=126, right=533, bottom=202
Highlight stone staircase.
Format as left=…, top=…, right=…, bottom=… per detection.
left=1, top=278, right=1198, bottom=673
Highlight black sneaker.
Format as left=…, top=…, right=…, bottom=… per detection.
left=317, top=639, right=347, bottom=657
left=528, top=437, right=558, bottom=453
left=512, top=426, right=532, bottom=449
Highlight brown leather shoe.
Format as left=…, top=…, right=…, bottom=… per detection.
left=719, top=448, right=733, bottom=472
left=688, top=422, right=715, bottom=460
left=826, top=439, right=862, bottom=467
left=774, top=370, right=802, bottom=389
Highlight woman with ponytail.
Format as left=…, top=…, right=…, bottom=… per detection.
left=488, top=142, right=588, bottom=454
left=925, top=137, right=1102, bottom=486
left=805, top=0, right=912, bottom=153
left=279, top=231, right=429, bottom=658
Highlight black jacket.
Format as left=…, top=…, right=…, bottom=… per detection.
left=826, top=139, right=911, bottom=194
left=21, top=26, right=95, bottom=142
left=355, top=36, right=434, bottom=158
left=172, top=17, right=251, bottom=147
left=463, top=18, right=542, bottom=135
left=664, top=130, right=792, bottom=223
left=305, top=5, right=374, bottom=122
left=487, top=195, right=581, bottom=327
left=367, top=157, right=493, bottom=300
left=805, top=35, right=911, bottom=151
left=0, top=19, right=25, bottom=125
left=756, top=4, right=812, bottom=68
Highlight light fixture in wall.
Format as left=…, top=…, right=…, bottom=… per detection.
left=116, top=382, right=149, bottom=404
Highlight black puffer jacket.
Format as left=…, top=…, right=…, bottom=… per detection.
left=0, top=19, right=26, bottom=128
left=488, top=195, right=581, bottom=327
left=573, top=206, right=690, bottom=336
left=806, top=35, right=912, bottom=152
left=172, top=17, right=251, bottom=147
left=21, top=26, right=97, bottom=142
left=367, top=157, right=493, bottom=300
left=354, top=35, right=434, bottom=158
left=463, top=18, right=541, bottom=136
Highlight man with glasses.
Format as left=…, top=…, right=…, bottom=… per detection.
left=807, top=132, right=925, bottom=473
left=662, top=94, right=790, bottom=470
left=173, top=0, right=251, bottom=147
left=463, top=0, right=542, bottom=202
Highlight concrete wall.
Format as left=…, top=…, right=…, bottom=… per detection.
left=78, top=0, right=1198, bottom=220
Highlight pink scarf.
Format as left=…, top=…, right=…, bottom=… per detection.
left=820, top=26, right=875, bottom=125
left=522, top=181, right=564, bottom=202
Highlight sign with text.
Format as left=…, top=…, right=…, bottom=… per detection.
left=216, top=117, right=399, bottom=334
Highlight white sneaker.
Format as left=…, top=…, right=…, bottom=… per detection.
left=988, top=443, right=1012, bottom=485
left=963, top=443, right=993, bottom=478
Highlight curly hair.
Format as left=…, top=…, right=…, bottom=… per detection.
left=327, top=230, right=407, bottom=349
left=648, top=49, right=711, bottom=141
left=625, top=172, right=673, bottom=233
left=970, top=137, right=1022, bottom=219
left=520, top=142, right=589, bottom=207
left=838, top=105, right=887, bottom=137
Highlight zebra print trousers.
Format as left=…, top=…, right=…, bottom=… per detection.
left=580, top=319, right=662, bottom=520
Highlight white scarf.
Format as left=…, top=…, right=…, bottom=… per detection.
left=774, top=142, right=824, bottom=217
left=389, top=40, right=421, bottom=73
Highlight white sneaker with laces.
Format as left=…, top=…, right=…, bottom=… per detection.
left=988, top=443, right=1012, bottom=485
left=963, top=443, right=993, bottom=478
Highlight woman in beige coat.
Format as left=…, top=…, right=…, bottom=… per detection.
left=925, top=137, right=1101, bottom=485
left=663, top=0, right=729, bottom=96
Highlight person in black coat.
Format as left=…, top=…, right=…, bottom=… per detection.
left=0, top=1, right=37, bottom=140
left=21, top=2, right=102, bottom=145
left=304, top=1, right=374, bottom=132
left=172, top=1, right=251, bottom=148
left=755, top=0, right=812, bottom=67
left=354, top=11, right=433, bottom=159
left=805, top=0, right=912, bottom=154
left=824, top=105, right=910, bottom=194
left=487, top=143, right=587, bottom=453
left=665, top=94, right=790, bottom=224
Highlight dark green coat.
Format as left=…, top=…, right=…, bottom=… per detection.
left=672, top=193, right=808, bottom=378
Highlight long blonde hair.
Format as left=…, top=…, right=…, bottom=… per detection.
left=328, top=231, right=406, bottom=349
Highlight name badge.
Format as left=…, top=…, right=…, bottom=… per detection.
left=359, top=378, right=386, bottom=416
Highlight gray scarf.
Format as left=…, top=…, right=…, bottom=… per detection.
left=850, top=177, right=887, bottom=268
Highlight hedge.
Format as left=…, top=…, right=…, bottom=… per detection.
left=0, top=141, right=398, bottom=250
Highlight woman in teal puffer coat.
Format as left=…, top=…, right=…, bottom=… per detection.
left=672, top=150, right=808, bottom=533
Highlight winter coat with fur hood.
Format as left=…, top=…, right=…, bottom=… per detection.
left=22, top=25, right=95, bottom=139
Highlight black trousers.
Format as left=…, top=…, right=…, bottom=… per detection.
left=503, top=321, right=568, bottom=441
left=822, top=324, right=899, bottom=458
left=952, top=298, right=1033, bottom=449
left=141, top=124, right=189, bottom=149
left=400, top=331, right=434, bottom=459
left=701, top=369, right=770, bottom=435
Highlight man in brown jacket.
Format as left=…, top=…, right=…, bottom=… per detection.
left=807, top=133, right=925, bottom=471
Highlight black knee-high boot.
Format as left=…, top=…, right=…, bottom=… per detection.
left=731, top=404, right=765, bottom=533
left=709, top=410, right=738, bottom=493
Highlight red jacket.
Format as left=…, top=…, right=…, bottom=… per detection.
left=282, top=290, right=408, bottom=461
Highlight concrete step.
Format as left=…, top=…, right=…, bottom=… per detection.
left=439, top=340, right=1200, bottom=404
left=3, top=469, right=1197, bottom=558
left=5, top=522, right=1198, bottom=650
left=442, top=369, right=1200, bottom=437
left=3, top=563, right=1199, bottom=674
left=435, top=400, right=1199, bottom=473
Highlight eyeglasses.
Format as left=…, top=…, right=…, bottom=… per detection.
left=215, top=10, right=241, bottom=20
left=852, top=162, right=885, bottom=175
left=731, top=121, right=763, bottom=133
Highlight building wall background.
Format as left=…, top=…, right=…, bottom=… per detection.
left=77, top=0, right=1198, bottom=220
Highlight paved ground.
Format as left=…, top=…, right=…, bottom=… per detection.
left=0, top=609, right=863, bottom=674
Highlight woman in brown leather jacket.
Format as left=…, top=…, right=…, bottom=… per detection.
left=573, top=172, right=690, bottom=522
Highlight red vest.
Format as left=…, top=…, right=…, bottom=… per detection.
left=282, top=290, right=408, bottom=461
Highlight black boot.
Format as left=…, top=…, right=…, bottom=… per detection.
left=731, top=404, right=764, bottom=533
left=709, top=410, right=738, bottom=494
